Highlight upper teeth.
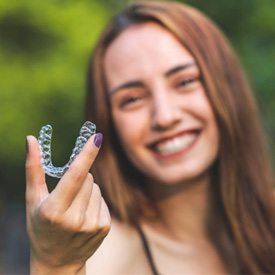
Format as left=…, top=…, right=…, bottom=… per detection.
left=156, top=134, right=196, bottom=155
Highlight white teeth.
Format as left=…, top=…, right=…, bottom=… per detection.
left=155, top=134, right=196, bottom=155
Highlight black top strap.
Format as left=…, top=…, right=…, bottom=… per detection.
left=136, top=226, right=160, bottom=275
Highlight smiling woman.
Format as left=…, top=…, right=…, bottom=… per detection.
left=26, top=1, right=275, bottom=275
left=86, top=2, right=275, bottom=274
left=104, top=23, right=219, bottom=185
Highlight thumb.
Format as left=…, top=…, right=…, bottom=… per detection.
left=25, top=135, right=48, bottom=205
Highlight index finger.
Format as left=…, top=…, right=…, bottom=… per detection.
left=50, top=133, right=103, bottom=206
left=64, top=132, right=103, bottom=181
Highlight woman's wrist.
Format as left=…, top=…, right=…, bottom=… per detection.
left=30, top=256, right=86, bottom=275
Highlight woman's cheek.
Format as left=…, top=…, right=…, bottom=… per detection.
left=115, top=108, right=148, bottom=135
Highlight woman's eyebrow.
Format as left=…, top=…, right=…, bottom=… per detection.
left=165, top=62, right=196, bottom=77
left=109, top=80, right=144, bottom=96
left=109, top=63, right=196, bottom=95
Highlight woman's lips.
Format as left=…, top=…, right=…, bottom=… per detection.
left=148, top=130, right=200, bottom=158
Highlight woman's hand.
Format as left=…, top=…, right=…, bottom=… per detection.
left=25, top=134, right=111, bottom=275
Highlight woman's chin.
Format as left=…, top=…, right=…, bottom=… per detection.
left=148, top=168, right=210, bottom=187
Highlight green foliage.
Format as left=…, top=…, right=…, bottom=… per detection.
left=0, top=0, right=274, bottom=204
left=0, top=0, right=111, bottom=164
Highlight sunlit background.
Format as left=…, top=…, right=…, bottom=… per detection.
left=0, top=0, right=274, bottom=273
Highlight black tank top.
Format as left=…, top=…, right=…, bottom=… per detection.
left=136, top=226, right=160, bottom=275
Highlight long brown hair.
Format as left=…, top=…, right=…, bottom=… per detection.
left=86, top=1, right=275, bottom=273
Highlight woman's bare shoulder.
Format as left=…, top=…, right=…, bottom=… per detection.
left=86, top=217, right=148, bottom=274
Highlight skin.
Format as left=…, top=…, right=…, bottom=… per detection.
left=26, top=23, right=226, bottom=274
left=106, top=24, right=219, bottom=186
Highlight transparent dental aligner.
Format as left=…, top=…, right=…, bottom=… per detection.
left=38, top=121, right=96, bottom=178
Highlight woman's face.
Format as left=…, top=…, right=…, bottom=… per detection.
left=104, top=23, right=219, bottom=185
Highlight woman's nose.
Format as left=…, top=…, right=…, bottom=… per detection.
left=151, top=94, right=181, bottom=131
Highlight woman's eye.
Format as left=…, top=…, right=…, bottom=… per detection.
left=119, top=95, right=144, bottom=109
left=176, top=77, right=198, bottom=88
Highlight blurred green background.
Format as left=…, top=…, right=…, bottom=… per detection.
left=0, top=0, right=274, bottom=273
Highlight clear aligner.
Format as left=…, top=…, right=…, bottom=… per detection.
left=38, top=121, right=96, bottom=178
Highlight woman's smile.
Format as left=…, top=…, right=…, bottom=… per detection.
left=104, top=22, right=219, bottom=184
left=147, top=129, right=201, bottom=159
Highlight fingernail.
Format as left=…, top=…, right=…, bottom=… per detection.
left=25, top=136, right=29, bottom=154
left=94, top=133, right=103, bottom=148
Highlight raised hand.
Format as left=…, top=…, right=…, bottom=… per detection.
left=25, top=134, right=111, bottom=275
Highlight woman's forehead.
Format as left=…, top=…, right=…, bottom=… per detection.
left=103, top=22, right=195, bottom=84
left=104, top=22, right=194, bottom=63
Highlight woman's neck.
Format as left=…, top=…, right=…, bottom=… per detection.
left=143, top=173, right=212, bottom=242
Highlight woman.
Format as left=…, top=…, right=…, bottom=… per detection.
left=25, top=1, right=275, bottom=274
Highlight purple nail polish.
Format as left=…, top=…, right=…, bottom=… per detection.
left=94, top=133, right=103, bottom=148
